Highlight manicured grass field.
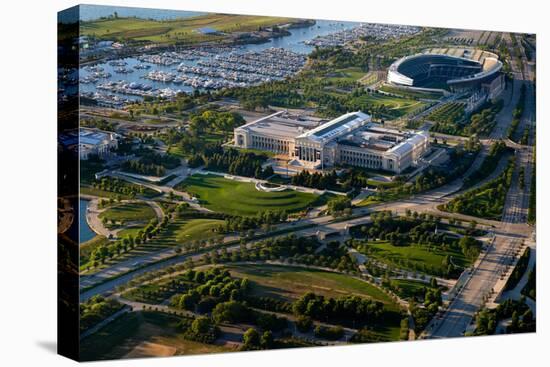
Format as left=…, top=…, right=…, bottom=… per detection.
left=174, top=218, right=225, bottom=242
left=378, top=84, right=443, bottom=100
left=115, top=217, right=224, bottom=255
left=363, top=240, right=470, bottom=275
left=99, top=202, right=157, bottom=222
left=81, top=186, right=132, bottom=200
left=177, top=174, right=325, bottom=216
left=80, top=235, right=110, bottom=271
left=81, top=185, right=160, bottom=200
left=223, top=263, right=402, bottom=340
left=224, top=264, right=396, bottom=308
left=323, top=67, right=366, bottom=83
left=353, top=93, right=428, bottom=118
left=357, top=189, right=409, bottom=207
left=116, top=226, right=144, bottom=239
left=389, top=279, right=437, bottom=300
left=81, top=13, right=294, bottom=44
left=80, top=311, right=232, bottom=361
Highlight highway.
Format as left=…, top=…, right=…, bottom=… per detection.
left=424, top=32, right=536, bottom=339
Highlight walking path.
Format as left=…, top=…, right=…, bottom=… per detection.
left=82, top=195, right=165, bottom=239
left=80, top=305, right=132, bottom=340
left=498, top=241, right=536, bottom=313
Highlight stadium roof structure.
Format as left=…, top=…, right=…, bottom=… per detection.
left=387, top=48, right=502, bottom=90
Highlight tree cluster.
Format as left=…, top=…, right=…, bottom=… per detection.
left=171, top=268, right=250, bottom=314
left=178, top=316, right=220, bottom=344
left=327, top=196, right=352, bottom=217
left=189, top=110, right=245, bottom=135
left=80, top=295, right=123, bottom=332
left=189, top=148, right=272, bottom=179
left=220, top=210, right=288, bottom=233
left=292, top=292, right=384, bottom=326
left=291, top=170, right=338, bottom=190
left=445, top=158, right=515, bottom=220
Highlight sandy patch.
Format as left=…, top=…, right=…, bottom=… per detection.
left=124, top=341, right=176, bottom=358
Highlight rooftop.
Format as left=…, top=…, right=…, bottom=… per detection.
left=297, top=111, right=371, bottom=142
left=79, top=129, right=115, bottom=146
left=387, top=131, right=429, bottom=156
left=338, top=124, right=429, bottom=155
left=236, top=111, right=323, bottom=139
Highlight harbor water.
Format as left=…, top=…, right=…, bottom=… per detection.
left=78, top=19, right=360, bottom=100
left=79, top=199, right=96, bottom=243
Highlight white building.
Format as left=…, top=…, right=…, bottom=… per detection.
left=234, top=111, right=429, bottom=173
left=79, top=128, right=119, bottom=160
left=234, top=111, right=323, bottom=157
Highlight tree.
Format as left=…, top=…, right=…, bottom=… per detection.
left=327, top=196, right=352, bottom=216
left=510, top=311, right=520, bottom=331
left=243, top=328, right=260, bottom=349
left=191, top=317, right=211, bottom=335
left=179, top=292, right=198, bottom=311
left=260, top=330, right=274, bottom=349
left=295, top=315, right=313, bottom=332
left=212, top=301, right=249, bottom=323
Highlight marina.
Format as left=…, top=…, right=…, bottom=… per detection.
left=305, top=23, right=421, bottom=48
left=77, top=19, right=366, bottom=105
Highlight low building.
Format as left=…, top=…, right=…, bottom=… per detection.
left=234, top=111, right=429, bottom=173
left=79, top=128, right=119, bottom=160
left=234, top=111, right=323, bottom=157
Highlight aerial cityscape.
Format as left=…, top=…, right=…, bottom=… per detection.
left=58, top=4, right=536, bottom=361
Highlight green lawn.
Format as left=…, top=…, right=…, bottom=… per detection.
left=352, top=93, right=428, bottom=118
left=378, top=84, right=443, bottom=100
left=86, top=215, right=225, bottom=274
left=176, top=174, right=325, bottom=216
left=81, top=13, right=295, bottom=44
left=389, top=279, right=436, bottom=300
left=174, top=218, right=225, bottom=242
left=81, top=185, right=160, bottom=199
left=224, top=264, right=396, bottom=308
left=323, top=67, right=366, bottom=83
left=223, top=263, right=402, bottom=340
left=357, top=188, right=410, bottom=207
left=366, top=179, right=401, bottom=188
left=80, top=235, right=110, bottom=271
left=153, top=216, right=224, bottom=246
left=81, top=186, right=132, bottom=200
left=80, top=311, right=231, bottom=361
left=99, top=202, right=157, bottom=222
left=116, top=226, right=145, bottom=239
left=362, top=240, right=470, bottom=276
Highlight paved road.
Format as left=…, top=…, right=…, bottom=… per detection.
left=425, top=235, right=522, bottom=338
left=424, top=33, right=536, bottom=339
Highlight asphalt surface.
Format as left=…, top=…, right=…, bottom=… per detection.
left=424, top=33, right=536, bottom=339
